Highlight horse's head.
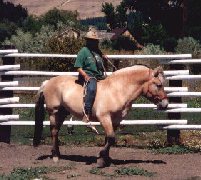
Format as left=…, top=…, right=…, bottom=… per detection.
left=142, top=66, right=169, bottom=110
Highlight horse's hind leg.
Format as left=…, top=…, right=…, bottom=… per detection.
left=49, top=106, right=69, bottom=162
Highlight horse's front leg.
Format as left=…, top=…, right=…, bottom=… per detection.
left=97, top=117, right=115, bottom=168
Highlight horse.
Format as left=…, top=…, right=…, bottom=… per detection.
left=33, top=65, right=168, bottom=168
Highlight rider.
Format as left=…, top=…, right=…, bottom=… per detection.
left=74, top=27, right=106, bottom=122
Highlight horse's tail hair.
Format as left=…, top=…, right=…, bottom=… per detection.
left=33, top=81, right=47, bottom=147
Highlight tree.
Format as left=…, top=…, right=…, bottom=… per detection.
left=101, top=2, right=117, bottom=30
left=41, top=8, right=80, bottom=29
left=0, top=0, right=28, bottom=24
left=21, top=15, right=43, bottom=34
left=0, top=0, right=28, bottom=43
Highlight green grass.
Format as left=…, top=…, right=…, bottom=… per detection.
left=151, top=145, right=193, bottom=154
left=0, top=165, right=76, bottom=180
left=115, top=167, right=155, bottom=177
left=89, top=167, right=156, bottom=177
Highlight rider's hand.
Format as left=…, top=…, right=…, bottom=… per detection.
left=84, top=75, right=91, bottom=82
left=77, top=68, right=90, bottom=82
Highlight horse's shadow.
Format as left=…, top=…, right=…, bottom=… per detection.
left=37, top=154, right=166, bottom=165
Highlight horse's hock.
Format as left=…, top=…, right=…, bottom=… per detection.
left=1, top=49, right=201, bottom=145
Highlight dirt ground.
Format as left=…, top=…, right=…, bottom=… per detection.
left=0, top=143, right=201, bottom=180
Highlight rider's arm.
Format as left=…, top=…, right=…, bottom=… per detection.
left=77, top=68, right=90, bottom=81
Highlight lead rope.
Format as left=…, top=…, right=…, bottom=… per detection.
left=103, top=55, right=117, bottom=72
left=82, top=80, right=89, bottom=121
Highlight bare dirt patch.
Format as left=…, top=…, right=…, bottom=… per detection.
left=0, top=143, right=201, bottom=180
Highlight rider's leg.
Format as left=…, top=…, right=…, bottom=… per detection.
left=84, top=78, right=97, bottom=121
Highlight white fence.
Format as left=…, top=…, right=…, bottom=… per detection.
left=1, top=50, right=201, bottom=143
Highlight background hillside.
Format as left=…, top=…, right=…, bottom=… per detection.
left=6, top=0, right=121, bottom=19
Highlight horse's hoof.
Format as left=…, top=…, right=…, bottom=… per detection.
left=97, top=157, right=106, bottom=168
left=53, top=156, right=59, bottom=163
left=97, top=157, right=111, bottom=168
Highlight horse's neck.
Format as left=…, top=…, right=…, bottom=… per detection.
left=108, top=71, right=145, bottom=103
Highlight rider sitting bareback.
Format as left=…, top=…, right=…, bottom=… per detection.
left=74, top=27, right=106, bottom=122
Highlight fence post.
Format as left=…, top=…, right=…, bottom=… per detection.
left=167, top=64, right=184, bottom=145
left=0, top=45, right=15, bottom=143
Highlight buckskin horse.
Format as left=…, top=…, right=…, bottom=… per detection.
left=33, top=65, right=168, bottom=168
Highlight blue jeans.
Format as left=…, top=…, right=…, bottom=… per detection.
left=78, top=75, right=97, bottom=115
left=84, top=78, right=97, bottom=115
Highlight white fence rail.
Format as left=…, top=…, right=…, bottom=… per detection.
left=0, top=50, right=201, bottom=132
left=0, top=120, right=187, bottom=126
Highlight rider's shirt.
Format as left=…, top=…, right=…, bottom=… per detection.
left=74, top=47, right=105, bottom=80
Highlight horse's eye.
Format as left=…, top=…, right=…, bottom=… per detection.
left=157, top=84, right=162, bottom=88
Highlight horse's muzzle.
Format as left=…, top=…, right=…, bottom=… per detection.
left=157, top=98, right=169, bottom=110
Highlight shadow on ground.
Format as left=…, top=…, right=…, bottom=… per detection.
left=37, top=154, right=166, bottom=165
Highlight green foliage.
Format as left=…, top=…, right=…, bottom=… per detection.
left=21, top=15, right=43, bottom=34
left=142, top=23, right=167, bottom=45
left=175, top=37, right=201, bottom=56
left=142, top=44, right=165, bottom=55
left=89, top=166, right=155, bottom=177
left=102, top=2, right=116, bottom=30
left=186, top=26, right=201, bottom=43
left=112, top=36, right=137, bottom=51
left=46, top=34, right=84, bottom=71
left=89, top=167, right=106, bottom=175
left=3, top=25, right=56, bottom=53
left=0, top=0, right=28, bottom=24
left=115, top=167, right=155, bottom=177
left=3, top=29, right=33, bottom=52
left=175, top=37, right=201, bottom=74
left=81, top=17, right=107, bottom=30
left=163, top=37, right=178, bottom=52
left=41, top=8, right=80, bottom=29
left=0, top=21, right=18, bottom=43
left=0, top=165, right=75, bottom=180
left=151, top=145, right=192, bottom=154
left=0, top=167, right=48, bottom=179
left=127, top=12, right=144, bottom=43
left=100, top=39, right=113, bottom=50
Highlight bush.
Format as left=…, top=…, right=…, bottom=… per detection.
left=0, top=21, right=17, bottom=43
left=175, top=37, right=201, bottom=57
left=112, top=36, right=137, bottom=51
left=3, top=25, right=56, bottom=53
left=142, top=23, right=167, bottom=46
left=46, top=34, right=84, bottom=71
left=163, top=37, right=178, bottom=52
left=41, top=8, right=80, bottom=29
left=175, top=37, right=201, bottom=74
left=142, top=44, right=165, bottom=55
left=186, top=26, right=201, bottom=43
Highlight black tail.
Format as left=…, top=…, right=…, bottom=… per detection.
left=33, top=91, right=45, bottom=147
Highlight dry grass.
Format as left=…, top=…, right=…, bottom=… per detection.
left=7, top=0, right=121, bottom=19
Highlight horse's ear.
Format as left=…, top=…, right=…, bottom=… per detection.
left=153, top=66, right=163, bottom=77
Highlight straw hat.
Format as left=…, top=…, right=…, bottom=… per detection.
left=85, top=27, right=101, bottom=40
